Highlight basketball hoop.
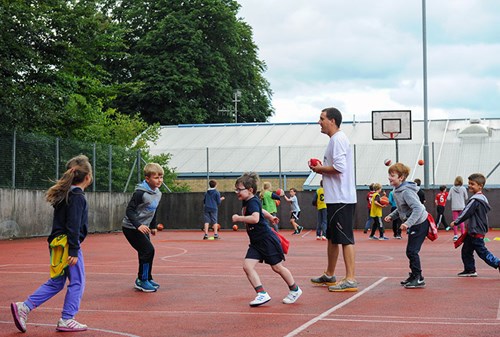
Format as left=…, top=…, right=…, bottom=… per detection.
left=372, top=111, right=412, bottom=141
left=382, top=132, right=399, bottom=140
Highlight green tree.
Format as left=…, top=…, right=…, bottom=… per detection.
left=108, top=0, right=274, bottom=125
left=0, top=0, right=145, bottom=147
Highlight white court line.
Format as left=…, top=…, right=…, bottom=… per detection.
left=0, top=321, right=140, bottom=337
left=301, top=230, right=312, bottom=238
left=284, top=277, right=387, bottom=337
left=322, top=318, right=500, bottom=326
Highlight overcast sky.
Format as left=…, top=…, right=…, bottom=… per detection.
left=236, top=0, right=500, bottom=123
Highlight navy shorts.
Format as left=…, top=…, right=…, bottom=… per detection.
left=326, top=203, right=356, bottom=245
left=245, top=236, right=284, bottom=265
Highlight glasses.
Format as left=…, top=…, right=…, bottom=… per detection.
left=234, top=188, right=247, bottom=193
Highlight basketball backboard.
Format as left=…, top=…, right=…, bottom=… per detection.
left=372, top=110, right=412, bottom=140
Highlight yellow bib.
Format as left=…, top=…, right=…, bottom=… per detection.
left=49, top=234, right=69, bottom=279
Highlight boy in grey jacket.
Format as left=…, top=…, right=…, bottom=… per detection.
left=384, top=163, right=429, bottom=289
left=450, top=173, right=500, bottom=277
left=122, top=163, right=164, bottom=292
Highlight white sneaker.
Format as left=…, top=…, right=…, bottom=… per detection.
left=249, top=292, right=271, bottom=307
left=11, top=302, right=30, bottom=333
left=283, top=287, right=303, bottom=304
left=453, top=235, right=458, bottom=241
left=56, top=318, right=88, bottom=332
left=316, top=236, right=321, bottom=240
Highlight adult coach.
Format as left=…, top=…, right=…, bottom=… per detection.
left=309, top=107, right=358, bottom=292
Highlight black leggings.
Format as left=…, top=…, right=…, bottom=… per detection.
left=370, top=217, right=384, bottom=237
left=122, top=227, right=155, bottom=280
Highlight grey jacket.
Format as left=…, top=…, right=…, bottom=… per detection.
left=454, top=193, right=490, bottom=235
left=388, top=181, right=428, bottom=227
left=447, top=185, right=468, bottom=211
left=122, top=180, right=162, bottom=230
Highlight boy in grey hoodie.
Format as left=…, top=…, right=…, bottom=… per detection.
left=450, top=173, right=500, bottom=277
left=122, top=163, right=164, bottom=292
left=384, top=163, right=429, bottom=288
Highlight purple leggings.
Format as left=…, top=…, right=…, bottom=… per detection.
left=25, top=249, right=85, bottom=319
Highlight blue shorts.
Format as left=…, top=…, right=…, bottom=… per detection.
left=245, top=236, right=284, bottom=265
left=203, top=210, right=218, bottom=225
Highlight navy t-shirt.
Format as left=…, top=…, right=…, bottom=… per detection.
left=242, top=196, right=273, bottom=244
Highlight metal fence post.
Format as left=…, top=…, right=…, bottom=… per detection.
left=11, top=130, right=16, bottom=189
left=92, top=143, right=96, bottom=191
left=109, top=145, right=112, bottom=192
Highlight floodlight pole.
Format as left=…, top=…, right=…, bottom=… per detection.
left=233, top=89, right=241, bottom=123
left=421, top=0, right=430, bottom=188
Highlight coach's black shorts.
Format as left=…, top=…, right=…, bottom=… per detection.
left=326, top=203, right=356, bottom=245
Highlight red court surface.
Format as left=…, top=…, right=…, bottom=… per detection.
left=1, top=229, right=499, bottom=337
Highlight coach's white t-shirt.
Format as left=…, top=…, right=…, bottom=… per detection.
left=322, top=130, right=357, bottom=204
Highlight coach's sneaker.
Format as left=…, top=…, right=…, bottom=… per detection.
left=56, top=318, right=88, bottom=332
left=203, top=234, right=208, bottom=240
left=457, top=270, right=478, bottom=277
left=149, top=279, right=160, bottom=289
left=283, top=287, right=303, bottom=304
left=134, top=278, right=157, bottom=292
left=310, top=273, right=337, bottom=286
left=214, top=233, right=220, bottom=240
left=328, top=279, right=358, bottom=292
left=404, top=275, right=425, bottom=288
left=11, top=302, right=30, bottom=333
left=297, top=226, right=304, bottom=234
left=249, top=292, right=271, bottom=307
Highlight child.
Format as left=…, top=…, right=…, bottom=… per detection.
left=261, top=181, right=281, bottom=231
left=284, top=188, right=303, bottom=234
left=435, top=185, right=449, bottom=230
left=388, top=190, right=402, bottom=239
left=449, top=173, right=500, bottom=277
left=447, top=176, right=468, bottom=241
left=384, top=163, right=429, bottom=288
left=369, top=183, right=389, bottom=240
left=363, top=183, right=375, bottom=234
left=202, top=179, right=225, bottom=239
left=231, top=172, right=302, bottom=307
left=122, top=163, right=163, bottom=292
left=313, top=180, right=327, bottom=240
left=11, top=155, right=93, bottom=333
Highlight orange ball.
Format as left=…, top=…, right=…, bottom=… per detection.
left=157, top=223, right=164, bottom=231
left=232, top=224, right=238, bottom=231
left=418, top=159, right=424, bottom=166
left=379, top=196, right=390, bottom=206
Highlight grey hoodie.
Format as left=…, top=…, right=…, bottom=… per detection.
left=447, top=185, right=468, bottom=211
left=454, top=193, right=490, bottom=235
left=388, top=181, right=428, bottom=227
left=122, top=180, right=162, bottom=230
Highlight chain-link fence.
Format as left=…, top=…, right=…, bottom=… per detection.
left=0, top=130, right=144, bottom=192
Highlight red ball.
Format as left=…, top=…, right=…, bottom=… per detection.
left=308, top=158, right=322, bottom=168
left=157, top=223, right=164, bottom=231
left=275, top=188, right=284, bottom=196
left=232, top=224, right=238, bottom=231
left=418, top=159, right=424, bottom=166
left=384, top=159, right=391, bottom=166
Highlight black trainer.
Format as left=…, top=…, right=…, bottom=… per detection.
left=457, top=270, right=477, bottom=277
left=400, top=273, right=414, bottom=286
left=404, top=274, right=425, bottom=288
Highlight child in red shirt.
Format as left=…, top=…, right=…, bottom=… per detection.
left=435, top=185, right=449, bottom=230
